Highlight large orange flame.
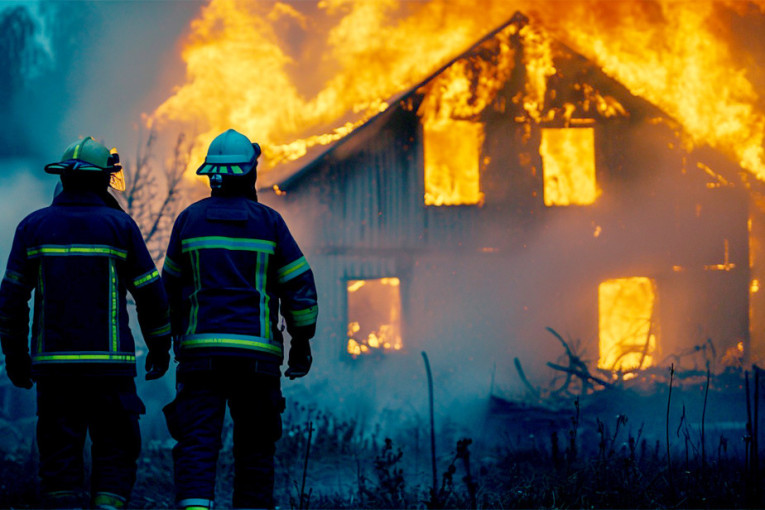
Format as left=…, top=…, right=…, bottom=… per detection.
left=149, top=0, right=765, bottom=181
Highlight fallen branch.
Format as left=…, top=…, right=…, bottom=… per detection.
left=546, top=362, right=612, bottom=388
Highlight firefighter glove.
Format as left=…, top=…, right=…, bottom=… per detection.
left=145, top=350, right=170, bottom=381
left=285, top=337, right=312, bottom=380
left=5, top=352, right=33, bottom=389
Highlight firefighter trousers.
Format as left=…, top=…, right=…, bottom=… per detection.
left=35, top=376, right=145, bottom=509
left=163, top=369, right=284, bottom=509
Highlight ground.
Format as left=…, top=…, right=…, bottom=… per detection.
left=0, top=370, right=764, bottom=508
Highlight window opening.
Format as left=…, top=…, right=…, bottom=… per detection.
left=346, top=277, right=402, bottom=358
left=423, top=119, right=484, bottom=206
left=541, top=127, right=597, bottom=206
left=598, top=277, right=657, bottom=372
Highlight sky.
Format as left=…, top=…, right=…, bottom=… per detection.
left=0, top=0, right=204, bottom=266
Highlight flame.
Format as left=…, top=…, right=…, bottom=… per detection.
left=540, top=127, right=598, bottom=206
left=557, top=1, right=765, bottom=179
left=148, top=1, right=765, bottom=186
left=346, top=277, right=402, bottom=358
left=598, top=277, right=657, bottom=372
left=422, top=119, right=484, bottom=206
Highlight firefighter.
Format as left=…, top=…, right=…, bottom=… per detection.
left=0, top=136, right=172, bottom=509
left=162, top=129, right=317, bottom=509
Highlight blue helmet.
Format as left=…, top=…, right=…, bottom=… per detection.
left=196, top=129, right=261, bottom=177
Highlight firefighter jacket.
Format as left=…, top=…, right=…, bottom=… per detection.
left=162, top=196, right=318, bottom=373
left=0, top=190, right=171, bottom=377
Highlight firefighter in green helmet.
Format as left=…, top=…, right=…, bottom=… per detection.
left=0, top=136, right=172, bottom=509
left=162, top=129, right=318, bottom=509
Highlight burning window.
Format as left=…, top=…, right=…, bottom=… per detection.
left=598, top=277, right=657, bottom=372
left=423, top=119, right=484, bottom=206
left=541, top=127, right=597, bottom=206
left=346, top=277, right=402, bottom=358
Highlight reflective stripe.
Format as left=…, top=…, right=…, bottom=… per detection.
left=148, top=323, right=171, bottom=337
left=133, top=269, right=159, bottom=288
left=179, top=333, right=283, bottom=355
left=3, top=269, right=28, bottom=287
left=109, top=260, right=119, bottom=352
left=37, top=265, right=44, bottom=354
left=277, top=256, right=310, bottom=283
left=32, top=352, right=136, bottom=363
left=285, top=305, right=318, bottom=327
left=92, top=492, right=126, bottom=509
left=163, top=256, right=181, bottom=277
left=256, top=252, right=270, bottom=339
left=181, top=236, right=275, bottom=254
left=187, top=250, right=201, bottom=335
left=27, top=244, right=127, bottom=260
left=177, top=498, right=214, bottom=509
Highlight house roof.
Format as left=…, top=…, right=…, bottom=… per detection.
left=257, top=11, right=746, bottom=195
left=258, top=12, right=536, bottom=192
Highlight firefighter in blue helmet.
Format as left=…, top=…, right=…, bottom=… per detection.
left=0, top=137, right=172, bottom=509
left=162, top=129, right=318, bottom=509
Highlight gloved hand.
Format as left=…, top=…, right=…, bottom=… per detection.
left=145, top=350, right=170, bottom=381
left=5, top=352, right=33, bottom=389
left=285, top=337, right=312, bottom=380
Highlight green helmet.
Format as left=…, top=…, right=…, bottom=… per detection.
left=44, top=136, right=122, bottom=175
left=196, top=129, right=261, bottom=177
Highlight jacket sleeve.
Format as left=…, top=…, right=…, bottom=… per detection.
left=124, top=219, right=171, bottom=355
left=162, top=215, right=184, bottom=339
left=0, top=222, right=35, bottom=357
left=273, top=214, right=318, bottom=341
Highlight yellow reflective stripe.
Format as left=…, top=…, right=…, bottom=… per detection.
left=285, top=305, right=318, bottom=327
left=278, top=256, right=309, bottom=283
left=186, top=250, right=201, bottom=335
left=133, top=269, right=159, bottom=288
left=73, top=142, right=81, bottom=159
left=256, top=252, right=270, bottom=339
left=3, top=269, right=28, bottom=287
left=37, top=265, right=44, bottom=354
left=109, top=259, right=119, bottom=352
left=92, top=492, right=126, bottom=508
left=27, top=244, right=127, bottom=259
left=181, top=236, right=276, bottom=254
left=179, top=333, right=282, bottom=355
left=148, top=323, right=171, bottom=337
left=163, top=256, right=181, bottom=277
left=32, top=353, right=136, bottom=363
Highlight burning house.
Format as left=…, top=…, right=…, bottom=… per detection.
left=256, top=12, right=763, bottom=410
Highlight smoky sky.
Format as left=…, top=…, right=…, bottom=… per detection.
left=0, top=1, right=204, bottom=266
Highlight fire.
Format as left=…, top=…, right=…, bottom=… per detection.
left=147, top=1, right=765, bottom=188
left=422, top=119, right=484, bottom=206
left=540, top=127, right=598, bottom=206
left=346, top=277, right=402, bottom=358
left=557, top=1, right=765, bottom=179
left=598, top=277, right=657, bottom=372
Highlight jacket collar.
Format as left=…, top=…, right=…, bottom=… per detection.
left=52, top=189, right=110, bottom=207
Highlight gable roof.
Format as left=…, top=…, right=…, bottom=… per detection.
left=257, top=11, right=735, bottom=194
left=257, top=12, right=536, bottom=192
